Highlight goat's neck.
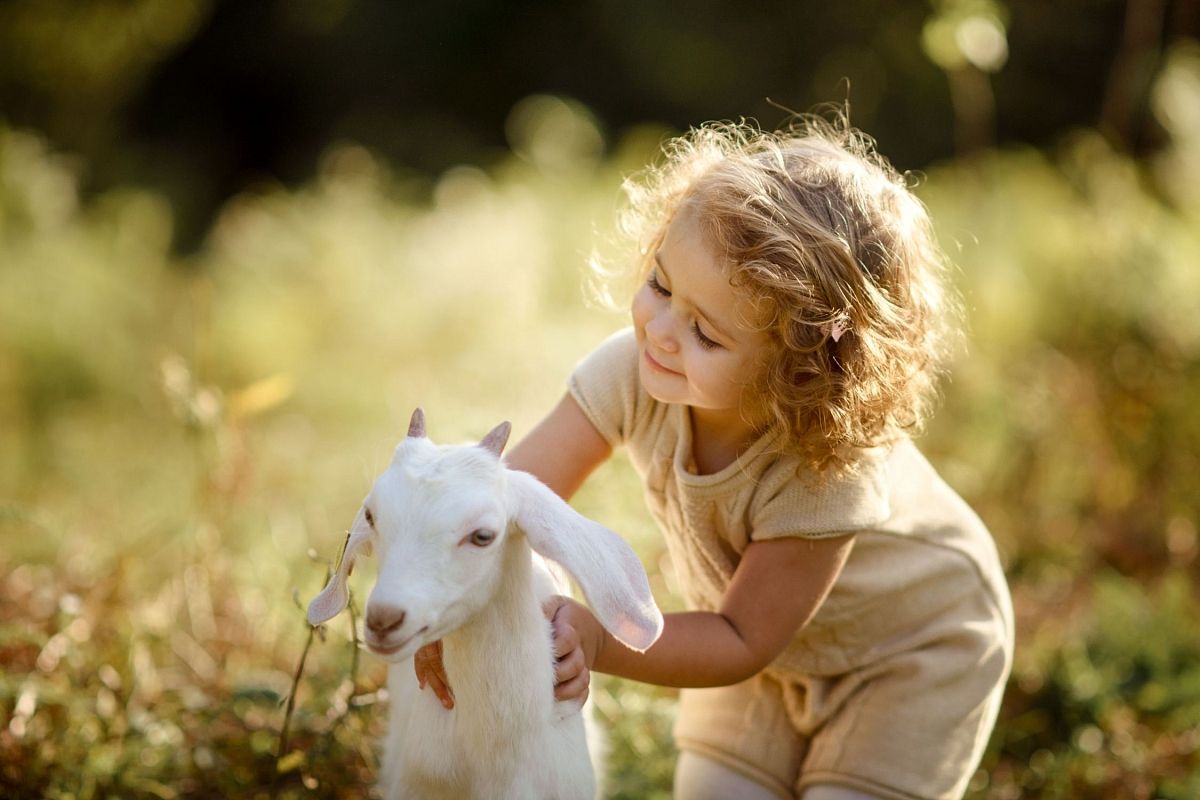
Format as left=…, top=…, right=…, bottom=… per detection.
left=441, top=536, right=553, bottom=725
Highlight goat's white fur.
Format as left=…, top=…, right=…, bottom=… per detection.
left=308, top=409, right=664, bottom=799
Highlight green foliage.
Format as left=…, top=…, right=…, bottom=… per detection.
left=0, top=558, right=383, bottom=798
left=970, top=571, right=1200, bottom=799
left=3, top=72, right=1200, bottom=797
left=593, top=678, right=679, bottom=800
left=920, top=128, right=1200, bottom=580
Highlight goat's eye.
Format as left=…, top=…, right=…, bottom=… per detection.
left=364, top=508, right=375, bottom=527
left=467, top=529, right=496, bottom=547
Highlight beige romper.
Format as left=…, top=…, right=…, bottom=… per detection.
left=569, top=329, right=1014, bottom=800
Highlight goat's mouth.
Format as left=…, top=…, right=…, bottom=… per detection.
left=365, top=626, right=430, bottom=659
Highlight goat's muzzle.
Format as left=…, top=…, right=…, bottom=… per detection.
left=366, top=604, right=407, bottom=637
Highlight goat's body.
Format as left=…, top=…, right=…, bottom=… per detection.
left=380, top=538, right=595, bottom=800
left=308, top=414, right=659, bottom=798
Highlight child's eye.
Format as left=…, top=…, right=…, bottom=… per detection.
left=647, top=272, right=671, bottom=297
left=692, top=322, right=720, bottom=351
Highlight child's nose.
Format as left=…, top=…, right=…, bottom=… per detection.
left=646, top=310, right=679, bottom=352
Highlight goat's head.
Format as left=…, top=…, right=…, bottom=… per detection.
left=307, top=408, right=664, bottom=663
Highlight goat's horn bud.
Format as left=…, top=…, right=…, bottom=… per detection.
left=407, top=407, right=426, bottom=438
left=479, top=421, right=511, bottom=457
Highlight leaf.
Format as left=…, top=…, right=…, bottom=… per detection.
left=276, top=749, right=306, bottom=774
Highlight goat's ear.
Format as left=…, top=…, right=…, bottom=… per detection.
left=479, top=421, right=511, bottom=458
left=307, top=510, right=374, bottom=626
left=506, top=470, right=663, bottom=652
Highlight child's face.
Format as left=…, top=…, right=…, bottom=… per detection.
left=631, top=203, right=772, bottom=427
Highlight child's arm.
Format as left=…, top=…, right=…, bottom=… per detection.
left=503, top=392, right=613, bottom=497
left=549, top=532, right=855, bottom=688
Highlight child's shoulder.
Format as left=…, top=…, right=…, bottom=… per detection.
left=751, top=437, right=997, bottom=553
left=568, top=327, right=652, bottom=448
left=749, top=442, right=893, bottom=540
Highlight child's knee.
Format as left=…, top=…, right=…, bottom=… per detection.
left=800, top=785, right=886, bottom=800
left=674, top=750, right=791, bottom=800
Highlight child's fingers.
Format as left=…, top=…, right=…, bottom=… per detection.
left=554, top=645, right=587, bottom=686
left=541, top=594, right=570, bottom=622
left=556, top=619, right=581, bottom=654
left=413, top=641, right=436, bottom=686
left=553, top=668, right=590, bottom=704
left=547, top=604, right=581, bottom=658
left=542, top=597, right=569, bottom=656
left=426, top=671, right=455, bottom=710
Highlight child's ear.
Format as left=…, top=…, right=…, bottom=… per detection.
left=505, top=469, right=663, bottom=652
left=307, top=509, right=374, bottom=625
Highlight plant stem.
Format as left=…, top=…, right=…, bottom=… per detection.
left=272, top=621, right=315, bottom=798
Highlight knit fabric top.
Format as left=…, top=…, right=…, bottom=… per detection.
left=568, top=327, right=1014, bottom=677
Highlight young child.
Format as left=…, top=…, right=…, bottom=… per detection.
left=416, top=117, right=1013, bottom=800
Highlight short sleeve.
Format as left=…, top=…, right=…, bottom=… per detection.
left=568, top=327, right=644, bottom=448
left=749, top=454, right=892, bottom=541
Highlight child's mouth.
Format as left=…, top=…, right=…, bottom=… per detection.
left=644, top=348, right=682, bottom=376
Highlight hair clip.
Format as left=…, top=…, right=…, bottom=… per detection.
left=826, top=314, right=851, bottom=343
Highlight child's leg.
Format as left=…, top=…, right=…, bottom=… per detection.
left=673, top=674, right=806, bottom=799
left=800, top=785, right=885, bottom=800
left=794, top=589, right=1011, bottom=800
left=675, top=751, right=791, bottom=800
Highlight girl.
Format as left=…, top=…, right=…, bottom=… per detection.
left=416, top=117, right=1013, bottom=800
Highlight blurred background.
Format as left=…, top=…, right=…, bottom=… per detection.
left=1, top=0, right=1199, bottom=797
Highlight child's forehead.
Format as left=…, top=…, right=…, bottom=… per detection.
left=658, top=205, right=724, bottom=286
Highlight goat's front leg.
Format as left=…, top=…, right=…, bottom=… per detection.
left=496, top=773, right=539, bottom=800
left=388, top=773, right=464, bottom=800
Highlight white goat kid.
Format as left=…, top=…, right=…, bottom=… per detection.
left=307, top=408, right=664, bottom=800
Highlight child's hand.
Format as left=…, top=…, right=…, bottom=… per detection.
left=542, top=595, right=603, bottom=704
left=413, top=640, right=455, bottom=710
left=415, top=599, right=601, bottom=709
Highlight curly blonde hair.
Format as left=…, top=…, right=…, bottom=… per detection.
left=616, top=115, right=961, bottom=474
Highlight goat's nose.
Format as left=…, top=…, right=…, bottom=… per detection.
left=365, top=605, right=406, bottom=637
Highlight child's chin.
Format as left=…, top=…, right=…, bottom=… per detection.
left=638, top=365, right=682, bottom=405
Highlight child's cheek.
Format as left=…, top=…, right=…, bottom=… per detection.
left=630, top=286, right=654, bottom=334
